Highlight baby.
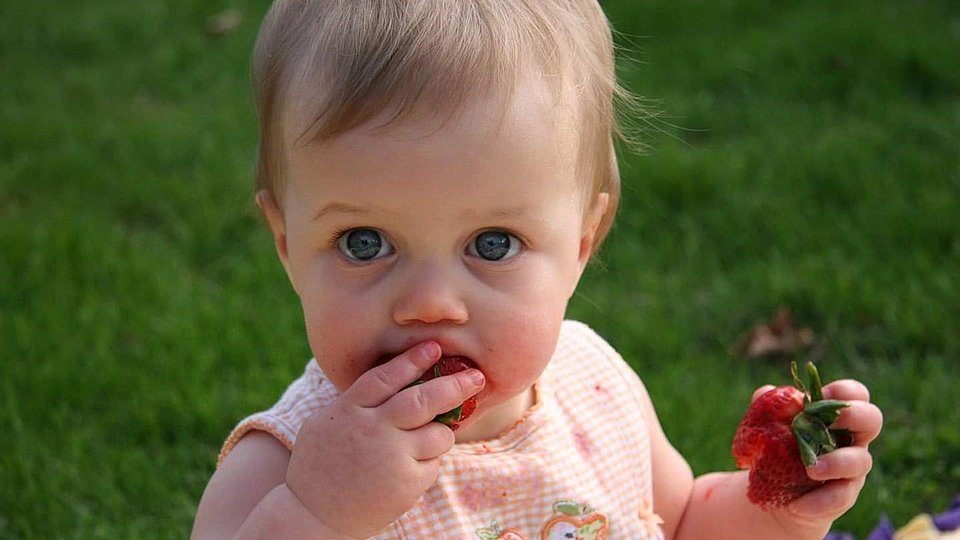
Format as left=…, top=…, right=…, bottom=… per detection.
left=192, top=1, right=882, bottom=538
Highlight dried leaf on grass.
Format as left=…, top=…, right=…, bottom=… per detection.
left=205, top=9, right=242, bottom=38
left=733, top=307, right=815, bottom=359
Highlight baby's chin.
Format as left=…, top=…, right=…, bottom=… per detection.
left=452, top=385, right=537, bottom=443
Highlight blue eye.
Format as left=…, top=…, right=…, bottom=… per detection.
left=336, top=228, right=393, bottom=261
left=469, top=231, right=521, bottom=261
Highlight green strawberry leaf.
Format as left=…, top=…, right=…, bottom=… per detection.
left=797, top=434, right=819, bottom=466
left=791, top=361, right=808, bottom=397
left=793, top=411, right=848, bottom=466
left=433, top=404, right=463, bottom=426
left=804, top=399, right=850, bottom=425
left=805, top=361, right=826, bottom=402
left=790, top=361, right=850, bottom=466
left=793, top=415, right=826, bottom=466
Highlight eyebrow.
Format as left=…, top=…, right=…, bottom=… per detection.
left=488, top=207, right=528, bottom=218
left=313, top=202, right=371, bottom=221
left=312, top=201, right=544, bottom=224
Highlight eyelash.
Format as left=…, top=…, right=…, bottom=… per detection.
left=328, top=226, right=353, bottom=248
left=328, top=227, right=527, bottom=257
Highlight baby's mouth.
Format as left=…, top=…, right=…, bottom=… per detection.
left=411, top=356, right=479, bottom=430
left=375, top=353, right=478, bottom=377
left=379, top=354, right=480, bottom=430
left=414, top=355, right=478, bottom=381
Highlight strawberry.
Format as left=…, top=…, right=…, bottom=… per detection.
left=732, top=361, right=851, bottom=508
left=408, top=356, right=479, bottom=431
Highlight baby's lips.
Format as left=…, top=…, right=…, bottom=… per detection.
left=412, top=356, right=481, bottom=430
left=419, top=356, right=479, bottom=381
left=374, top=353, right=480, bottom=379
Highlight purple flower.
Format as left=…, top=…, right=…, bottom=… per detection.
left=933, top=495, right=960, bottom=531
left=865, top=515, right=894, bottom=540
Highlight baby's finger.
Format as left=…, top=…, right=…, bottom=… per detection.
left=806, top=446, right=873, bottom=482
left=830, top=400, right=883, bottom=446
left=787, top=477, right=865, bottom=519
left=347, top=342, right=442, bottom=408
left=383, top=369, right=484, bottom=430
left=822, top=379, right=870, bottom=402
left=406, top=422, right=456, bottom=461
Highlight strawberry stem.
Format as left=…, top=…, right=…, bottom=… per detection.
left=790, top=361, right=851, bottom=466
left=806, top=361, right=825, bottom=402
left=790, top=361, right=808, bottom=397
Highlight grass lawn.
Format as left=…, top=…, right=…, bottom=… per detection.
left=2, top=0, right=958, bottom=537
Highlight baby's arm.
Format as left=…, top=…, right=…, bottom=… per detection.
left=191, top=342, right=485, bottom=539
left=642, top=379, right=881, bottom=540
left=191, top=432, right=344, bottom=539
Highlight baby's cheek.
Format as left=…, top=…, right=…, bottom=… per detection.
left=302, top=299, right=372, bottom=389
left=489, top=309, right=563, bottom=387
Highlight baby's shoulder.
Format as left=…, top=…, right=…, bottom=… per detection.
left=218, top=360, right=336, bottom=463
left=555, top=319, right=634, bottom=375
left=549, top=321, right=655, bottom=471
left=552, top=320, right=651, bottom=418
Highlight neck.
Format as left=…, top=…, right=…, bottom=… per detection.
left=454, top=385, right=537, bottom=443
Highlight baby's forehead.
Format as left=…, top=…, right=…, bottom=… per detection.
left=281, top=72, right=581, bottom=156
left=278, top=80, right=588, bottom=209
left=288, top=86, right=577, bottom=173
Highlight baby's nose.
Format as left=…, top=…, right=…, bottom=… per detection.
left=391, top=265, right=468, bottom=326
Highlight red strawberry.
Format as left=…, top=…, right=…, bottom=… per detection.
left=409, top=356, right=479, bottom=431
left=732, top=361, right=851, bottom=508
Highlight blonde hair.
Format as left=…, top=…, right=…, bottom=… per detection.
left=252, top=0, right=637, bottom=253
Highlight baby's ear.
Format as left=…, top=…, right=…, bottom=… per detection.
left=255, top=189, right=295, bottom=288
left=578, top=192, right=610, bottom=269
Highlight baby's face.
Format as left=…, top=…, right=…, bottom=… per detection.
left=265, top=80, right=603, bottom=440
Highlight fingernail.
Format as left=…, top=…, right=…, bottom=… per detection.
left=810, top=460, right=828, bottom=478
left=466, top=369, right=485, bottom=388
left=421, top=341, right=441, bottom=358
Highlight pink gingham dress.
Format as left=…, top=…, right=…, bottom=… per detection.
left=220, top=320, right=665, bottom=539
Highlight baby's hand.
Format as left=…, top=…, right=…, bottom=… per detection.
left=787, top=378, right=882, bottom=521
left=285, top=341, right=484, bottom=538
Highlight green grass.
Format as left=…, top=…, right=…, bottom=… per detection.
left=2, top=0, right=958, bottom=537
